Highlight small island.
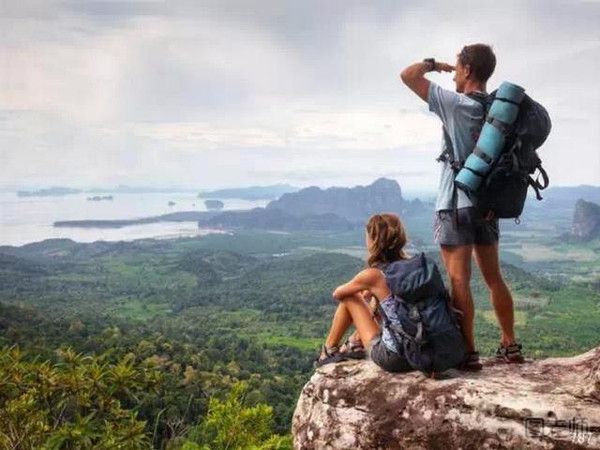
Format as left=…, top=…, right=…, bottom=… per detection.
left=17, top=187, right=81, bottom=197
left=168, top=201, right=176, bottom=206
left=204, top=199, right=224, bottom=211
left=53, top=211, right=220, bottom=228
left=87, top=195, right=113, bottom=202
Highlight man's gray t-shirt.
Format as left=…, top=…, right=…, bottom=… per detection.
left=427, top=82, right=486, bottom=211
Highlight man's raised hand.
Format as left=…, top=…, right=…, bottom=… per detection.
left=436, top=62, right=455, bottom=73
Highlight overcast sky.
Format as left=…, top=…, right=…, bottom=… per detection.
left=1, top=0, right=599, bottom=192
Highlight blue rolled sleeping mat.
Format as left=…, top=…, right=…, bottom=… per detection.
left=454, top=81, right=525, bottom=193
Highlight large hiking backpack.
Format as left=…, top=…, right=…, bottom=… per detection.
left=376, top=253, right=466, bottom=374
left=440, top=89, right=552, bottom=221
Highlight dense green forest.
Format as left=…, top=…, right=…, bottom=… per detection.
left=0, top=230, right=598, bottom=448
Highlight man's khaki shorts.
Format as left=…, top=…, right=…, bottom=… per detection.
left=433, top=207, right=499, bottom=246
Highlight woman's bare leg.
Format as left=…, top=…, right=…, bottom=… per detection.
left=325, top=294, right=379, bottom=349
left=325, top=301, right=353, bottom=348
left=347, top=294, right=379, bottom=344
left=347, top=330, right=360, bottom=343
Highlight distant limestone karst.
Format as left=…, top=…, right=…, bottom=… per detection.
left=266, top=177, right=406, bottom=222
left=199, top=207, right=354, bottom=232
left=571, top=199, right=600, bottom=241
left=197, top=178, right=414, bottom=232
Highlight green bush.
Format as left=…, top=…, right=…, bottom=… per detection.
left=0, top=346, right=159, bottom=449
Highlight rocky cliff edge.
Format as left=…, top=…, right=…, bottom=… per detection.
left=293, top=346, right=600, bottom=449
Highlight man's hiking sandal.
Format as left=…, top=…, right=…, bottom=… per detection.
left=314, top=344, right=347, bottom=368
left=339, top=337, right=366, bottom=359
left=457, top=351, right=483, bottom=371
left=496, top=342, right=525, bottom=364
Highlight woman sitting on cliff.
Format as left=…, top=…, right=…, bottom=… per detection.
left=315, top=212, right=466, bottom=374
left=315, top=213, right=413, bottom=371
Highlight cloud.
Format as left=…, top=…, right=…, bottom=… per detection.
left=131, top=106, right=440, bottom=151
left=0, top=0, right=599, bottom=189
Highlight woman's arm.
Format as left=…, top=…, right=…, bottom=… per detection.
left=332, top=269, right=379, bottom=300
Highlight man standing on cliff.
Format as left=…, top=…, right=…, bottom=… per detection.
left=400, top=44, right=524, bottom=370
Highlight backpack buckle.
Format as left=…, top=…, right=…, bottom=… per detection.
left=408, top=304, right=420, bottom=322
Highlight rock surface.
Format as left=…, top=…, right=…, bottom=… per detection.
left=572, top=199, right=600, bottom=241
left=293, top=346, right=600, bottom=449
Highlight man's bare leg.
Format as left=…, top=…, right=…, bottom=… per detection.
left=440, top=244, right=476, bottom=352
left=474, top=243, right=516, bottom=347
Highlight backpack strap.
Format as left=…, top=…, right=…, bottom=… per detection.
left=493, top=96, right=521, bottom=106
left=436, top=92, right=489, bottom=165
left=467, top=91, right=492, bottom=107
left=472, top=146, right=493, bottom=165
left=451, top=183, right=459, bottom=229
left=436, top=92, right=490, bottom=229
left=407, top=303, right=425, bottom=343
left=373, top=295, right=404, bottom=351
left=435, top=127, right=463, bottom=228
left=528, top=164, right=550, bottom=200
left=485, top=115, right=513, bottom=136
left=436, top=127, right=459, bottom=168
left=373, top=294, right=426, bottom=345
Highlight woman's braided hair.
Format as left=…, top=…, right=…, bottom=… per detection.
left=365, top=213, right=408, bottom=268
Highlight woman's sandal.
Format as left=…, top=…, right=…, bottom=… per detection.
left=314, top=344, right=347, bottom=368
left=339, top=337, right=366, bottom=359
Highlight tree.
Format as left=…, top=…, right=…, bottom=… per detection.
left=177, top=382, right=291, bottom=450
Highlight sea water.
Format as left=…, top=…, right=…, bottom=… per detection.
left=0, top=192, right=268, bottom=246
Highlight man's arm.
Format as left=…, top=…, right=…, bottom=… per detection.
left=400, top=60, right=454, bottom=102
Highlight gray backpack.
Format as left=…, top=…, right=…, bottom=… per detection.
left=376, top=253, right=466, bottom=373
